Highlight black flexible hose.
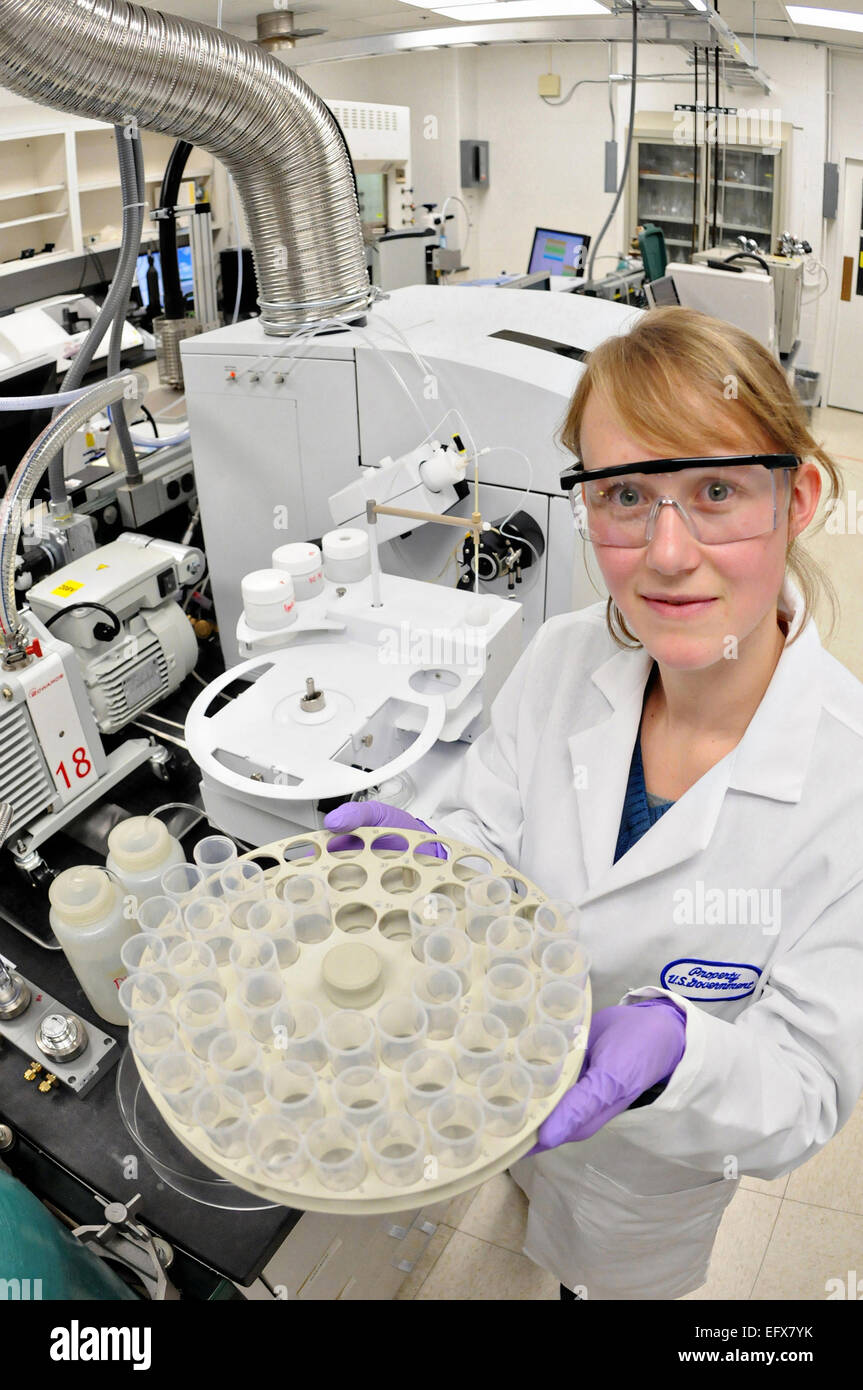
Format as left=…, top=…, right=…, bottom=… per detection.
left=725, top=250, right=771, bottom=274
left=159, top=140, right=193, bottom=319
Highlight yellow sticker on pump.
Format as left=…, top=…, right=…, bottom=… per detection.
left=51, top=580, right=84, bottom=598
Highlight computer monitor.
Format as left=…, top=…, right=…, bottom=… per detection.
left=136, top=247, right=194, bottom=308
left=528, top=227, right=590, bottom=279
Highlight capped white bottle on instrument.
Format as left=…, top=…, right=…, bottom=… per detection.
left=106, top=815, right=185, bottom=908
left=48, top=866, right=140, bottom=1025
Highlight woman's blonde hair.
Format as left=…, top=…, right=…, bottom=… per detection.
left=559, top=306, right=841, bottom=647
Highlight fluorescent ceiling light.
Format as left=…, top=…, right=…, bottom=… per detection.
left=786, top=5, right=863, bottom=31
left=398, top=0, right=608, bottom=17
left=686, top=0, right=707, bottom=10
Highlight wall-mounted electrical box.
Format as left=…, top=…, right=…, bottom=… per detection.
left=460, top=140, right=489, bottom=189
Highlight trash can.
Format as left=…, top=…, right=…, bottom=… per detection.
left=794, top=367, right=820, bottom=416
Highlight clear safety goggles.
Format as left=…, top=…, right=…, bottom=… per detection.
left=559, top=454, right=799, bottom=548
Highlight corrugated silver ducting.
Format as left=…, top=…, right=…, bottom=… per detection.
left=0, top=0, right=371, bottom=333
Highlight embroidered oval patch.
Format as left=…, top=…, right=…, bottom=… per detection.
left=660, top=957, right=762, bottom=1001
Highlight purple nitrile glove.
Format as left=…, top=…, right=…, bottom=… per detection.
left=529, top=998, right=687, bottom=1153
left=323, top=800, right=448, bottom=858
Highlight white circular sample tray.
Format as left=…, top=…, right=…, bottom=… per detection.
left=130, top=828, right=590, bottom=1214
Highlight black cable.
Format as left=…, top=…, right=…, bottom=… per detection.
left=158, top=141, right=193, bottom=320
left=136, top=404, right=159, bottom=437
left=76, top=245, right=108, bottom=294
left=586, top=0, right=638, bottom=282
left=691, top=47, right=698, bottom=257
left=44, top=602, right=122, bottom=642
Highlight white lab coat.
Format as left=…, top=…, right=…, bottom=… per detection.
left=431, top=577, right=863, bottom=1299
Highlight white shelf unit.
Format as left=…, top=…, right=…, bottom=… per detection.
left=0, top=114, right=218, bottom=281
left=626, top=111, right=788, bottom=266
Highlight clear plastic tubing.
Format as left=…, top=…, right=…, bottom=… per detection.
left=128, top=1012, right=178, bottom=1073
left=402, top=1048, right=456, bottom=1119
left=176, top=986, right=229, bottom=1060
left=410, top=965, right=462, bottom=1040
left=464, top=876, right=512, bottom=945
left=161, top=863, right=206, bottom=911
left=208, top=1030, right=266, bottom=1103
left=453, top=1012, right=508, bottom=1083
left=120, top=932, right=167, bottom=974
left=535, top=980, right=587, bottom=1041
left=238, top=970, right=285, bottom=1044
left=323, top=1010, right=377, bottom=1074
left=248, top=1115, right=308, bottom=1181
left=428, top=1094, right=485, bottom=1169
left=486, top=915, right=534, bottom=969
left=367, top=1112, right=426, bottom=1188
left=264, top=1059, right=325, bottom=1127
left=152, top=1051, right=205, bottom=1123
left=305, top=1117, right=367, bottom=1191
left=192, top=835, right=238, bottom=873
left=333, top=1065, right=389, bottom=1131
left=376, top=997, right=428, bottom=1070
left=515, top=1023, right=569, bottom=1097
left=484, top=963, right=536, bottom=1036
left=117, top=971, right=168, bottom=1024
left=422, top=928, right=472, bottom=992
left=281, top=1001, right=327, bottom=1070
left=245, top=899, right=299, bottom=967
left=540, top=940, right=591, bottom=991
left=409, top=892, right=457, bottom=960
left=277, top=874, right=332, bottom=944
left=193, top=1084, right=250, bottom=1159
left=532, top=898, right=581, bottom=964
left=184, top=897, right=234, bottom=965
left=478, top=1062, right=533, bottom=1137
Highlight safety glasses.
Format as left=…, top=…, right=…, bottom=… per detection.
left=559, top=454, right=799, bottom=548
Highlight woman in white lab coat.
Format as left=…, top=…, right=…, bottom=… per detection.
left=325, top=307, right=863, bottom=1300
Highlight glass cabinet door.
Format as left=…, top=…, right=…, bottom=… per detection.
left=711, top=147, right=776, bottom=252
left=635, top=140, right=702, bottom=263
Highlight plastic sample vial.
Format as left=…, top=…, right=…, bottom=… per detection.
left=453, top=1012, right=508, bottom=1083
left=535, top=980, right=587, bottom=1041
left=268, top=1002, right=297, bottom=1054
left=421, top=928, right=473, bottom=992
left=323, top=1010, right=377, bottom=1074
left=117, top=970, right=168, bottom=1025
left=515, top=1023, right=569, bottom=1097
left=161, top=862, right=207, bottom=910
left=265, top=1059, right=325, bottom=1128
left=218, top=860, right=266, bottom=904
left=194, top=1084, right=250, bottom=1159
left=128, top=1012, right=178, bottom=1073
left=321, top=528, right=371, bottom=584
left=176, top=986, right=228, bottom=1060
left=333, top=1066, right=389, bottom=1131
left=486, top=915, right=534, bottom=969
left=120, top=931, right=167, bottom=975
left=410, top=964, right=462, bottom=1039
left=409, top=892, right=457, bottom=961
left=137, top=896, right=185, bottom=951
left=248, top=1115, right=308, bottom=1182
left=276, top=875, right=332, bottom=944
left=238, top=970, right=285, bottom=1044
left=367, top=1113, right=426, bottom=1188
left=208, top=1030, right=266, bottom=1104
left=272, top=542, right=324, bottom=601
left=192, top=835, right=238, bottom=874
left=464, top=876, right=513, bottom=944
left=402, top=1048, right=457, bottom=1119
left=376, top=997, right=429, bottom=1070
left=107, top=815, right=185, bottom=909
left=428, top=1094, right=485, bottom=1169
left=305, top=1117, right=367, bottom=1191
left=532, top=898, right=581, bottom=964
left=540, top=939, right=591, bottom=990
left=166, top=940, right=221, bottom=993
left=281, top=1001, right=327, bottom=1071
left=184, top=898, right=233, bottom=965
left=152, top=1051, right=205, bottom=1124
left=229, top=934, right=280, bottom=980
left=484, top=963, right=535, bottom=1036
left=245, top=900, right=299, bottom=967
left=48, top=865, right=138, bottom=1025
left=478, top=1062, right=533, bottom=1137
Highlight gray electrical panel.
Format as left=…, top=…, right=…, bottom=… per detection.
left=822, top=162, right=839, bottom=221
left=460, top=140, right=489, bottom=189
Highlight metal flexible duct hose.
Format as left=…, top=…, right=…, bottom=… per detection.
left=0, top=0, right=371, bottom=334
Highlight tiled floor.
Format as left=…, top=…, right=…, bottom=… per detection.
left=392, top=405, right=863, bottom=1302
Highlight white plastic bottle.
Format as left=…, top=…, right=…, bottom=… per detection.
left=48, top=866, right=140, bottom=1025
left=106, top=816, right=185, bottom=909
